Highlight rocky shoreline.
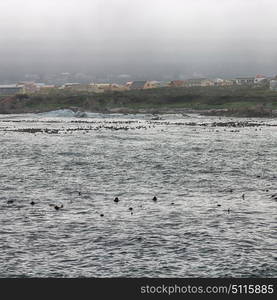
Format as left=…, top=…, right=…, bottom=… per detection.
left=1, top=94, right=277, bottom=117
left=1, top=106, right=277, bottom=118
left=105, top=106, right=277, bottom=117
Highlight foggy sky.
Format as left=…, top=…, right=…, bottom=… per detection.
left=1, top=0, right=277, bottom=81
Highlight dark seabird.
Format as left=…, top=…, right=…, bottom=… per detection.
left=152, top=196, right=157, bottom=202
left=227, top=208, right=231, bottom=214
left=129, top=207, right=133, bottom=211
left=30, top=201, right=35, bottom=206
left=114, top=197, right=119, bottom=203
left=242, top=194, right=245, bottom=200
left=100, top=213, right=104, bottom=217
left=217, top=204, right=221, bottom=207
left=7, top=200, right=14, bottom=204
left=54, top=204, right=63, bottom=211
left=78, top=191, right=82, bottom=196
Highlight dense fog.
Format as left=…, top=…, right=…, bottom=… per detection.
left=0, top=0, right=276, bottom=82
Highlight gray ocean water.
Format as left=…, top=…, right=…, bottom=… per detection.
left=0, top=111, right=276, bottom=278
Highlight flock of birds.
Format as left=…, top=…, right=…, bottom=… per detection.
left=7, top=191, right=277, bottom=216
left=6, top=199, right=63, bottom=211
left=5, top=194, right=159, bottom=215
left=4, top=118, right=276, bottom=136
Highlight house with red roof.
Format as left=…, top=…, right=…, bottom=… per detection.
left=169, top=80, right=186, bottom=87
left=254, top=74, right=267, bottom=84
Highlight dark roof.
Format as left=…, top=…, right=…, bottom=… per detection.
left=186, top=78, right=207, bottom=82
left=170, top=80, right=185, bottom=85
left=0, top=85, right=21, bottom=89
left=129, top=81, right=147, bottom=89
left=235, top=77, right=255, bottom=80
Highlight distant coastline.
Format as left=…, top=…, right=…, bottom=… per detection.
left=0, top=86, right=276, bottom=117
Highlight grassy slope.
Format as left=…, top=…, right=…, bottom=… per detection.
left=1, top=86, right=277, bottom=115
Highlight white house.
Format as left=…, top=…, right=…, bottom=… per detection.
left=254, top=74, right=267, bottom=84
left=0, top=84, right=24, bottom=95
left=270, top=80, right=277, bottom=91
left=235, top=77, right=255, bottom=85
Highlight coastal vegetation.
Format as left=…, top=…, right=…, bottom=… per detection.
left=0, top=85, right=277, bottom=117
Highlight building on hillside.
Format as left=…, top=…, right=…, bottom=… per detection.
left=169, top=80, right=186, bottom=87
left=87, top=83, right=127, bottom=93
left=157, top=81, right=170, bottom=88
left=201, top=79, right=215, bottom=87
left=184, top=78, right=203, bottom=87
left=269, top=80, right=277, bottom=91
left=0, top=84, right=24, bottom=95
left=94, top=83, right=111, bottom=89
left=62, top=83, right=81, bottom=89
left=254, top=74, right=267, bottom=84
left=128, top=81, right=148, bottom=90
left=109, top=83, right=129, bottom=91
left=87, top=84, right=105, bottom=93
left=93, top=83, right=112, bottom=92
left=143, top=81, right=159, bottom=89
left=235, top=77, right=255, bottom=85
left=127, top=80, right=157, bottom=90
left=184, top=78, right=214, bottom=87
left=125, top=81, right=133, bottom=88
left=59, top=83, right=111, bottom=92
left=127, top=80, right=173, bottom=89
left=223, top=80, right=234, bottom=86
left=213, top=78, right=225, bottom=86
left=60, top=83, right=90, bottom=91
left=213, top=78, right=234, bottom=86
left=35, top=83, right=48, bottom=88
left=38, top=84, right=56, bottom=93
left=17, top=82, right=40, bottom=93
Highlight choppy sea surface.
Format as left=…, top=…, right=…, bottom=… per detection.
left=0, top=110, right=276, bottom=278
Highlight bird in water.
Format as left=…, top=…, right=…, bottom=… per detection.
left=129, top=207, right=133, bottom=211
left=100, top=213, right=104, bottom=217
left=30, top=201, right=35, bottom=206
left=78, top=191, right=82, bottom=196
left=54, top=204, right=63, bottom=211
left=7, top=200, right=14, bottom=204
left=114, top=197, right=119, bottom=203
left=152, top=196, right=157, bottom=202
left=242, top=194, right=245, bottom=200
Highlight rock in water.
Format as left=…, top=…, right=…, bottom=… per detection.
left=74, top=111, right=88, bottom=118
